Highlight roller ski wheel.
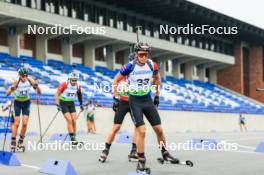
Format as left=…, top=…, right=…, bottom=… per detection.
left=77, top=142, right=84, bottom=149
left=136, top=160, right=151, bottom=174
left=186, top=160, right=194, bottom=167
left=99, top=149, right=109, bottom=163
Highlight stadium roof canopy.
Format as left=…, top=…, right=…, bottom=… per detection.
left=84, top=0, right=264, bottom=45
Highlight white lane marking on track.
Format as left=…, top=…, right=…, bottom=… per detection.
left=237, top=144, right=256, bottom=150
left=148, top=148, right=258, bottom=154
left=21, top=164, right=40, bottom=170
left=217, top=150, right=259, bottom=154
left=180, top=149, right=259, bottom=154
left=221, top=137, right=258, bottom=150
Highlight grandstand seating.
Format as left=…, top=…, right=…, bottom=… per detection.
left=0, top=52, right=264, bottom=114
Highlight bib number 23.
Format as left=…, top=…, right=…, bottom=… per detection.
left=137, top=78, right=150, bottom=86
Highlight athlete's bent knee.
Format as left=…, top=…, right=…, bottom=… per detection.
left=72, top=119, right=76, bottom=125
left=67, top=119, right=73, bottom=125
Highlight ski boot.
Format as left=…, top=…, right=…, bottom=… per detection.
left=128, top=149, right=138, bottom=162
left=10, top=140, right=16, bottom=153
left=71, top=140, right=78, bottom=146
left=136, top=159, right=151, bottom=174
left=17, top=138, right=25, bottom=152
left=99, top=148, right=109, bottom=163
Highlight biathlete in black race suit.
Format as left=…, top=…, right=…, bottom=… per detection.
left=99, top=54, right=138, bottom=163
left=6, top=67, right=41, bottom=152
left=55, top=72, right=84, bottom=146
left=113, top=42, right=180, bottom=173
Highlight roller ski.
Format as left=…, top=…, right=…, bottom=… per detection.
left=157, top=151, right=193, bottom=167
left=16, top=138, right=25, bottom=152
left=136, top=159, right=151, bottom=174
left=99, top=148, right=109, bottom=163
left=17, top=143, right=25, bottom=152
left=71, top=140, right=84, bottom=148
left=128, top=149, right=138, bottom=162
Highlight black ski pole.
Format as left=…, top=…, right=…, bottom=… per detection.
left=36, top=95, right=43, bottom=143
left=37, top=110, right=60, bottom=144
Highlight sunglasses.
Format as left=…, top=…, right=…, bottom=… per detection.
left=21, top=75, right=28, bottom=78
left=137, top=53, right=149, bottom=58
left=70, top=79, right=77, bottom=83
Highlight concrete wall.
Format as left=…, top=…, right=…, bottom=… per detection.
left=20, top=49, right=33, bottom=57
left=2, top=105, right=264, bottom=138
left=46, top=53, right=63, bottom=61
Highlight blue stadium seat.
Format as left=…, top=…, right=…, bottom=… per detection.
left=0, top=54, right=264, bottom=113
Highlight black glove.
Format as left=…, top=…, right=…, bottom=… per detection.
left=154, top=96, right=159, bottom=107
left=56, top=104, right=62, bottom=111
left=112, top=97, right=120, bottom=112
left=80, top=105, right=84, bottom=111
